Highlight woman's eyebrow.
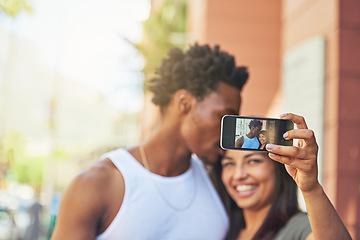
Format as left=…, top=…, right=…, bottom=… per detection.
left=244, top=153, right=263, bottom=159
left=244, top=153, right=255, bottom=158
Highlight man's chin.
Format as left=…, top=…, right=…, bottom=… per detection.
left=197, top=155, right=220, bottom=167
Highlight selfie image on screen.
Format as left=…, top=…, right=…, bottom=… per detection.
left=234, top=118, right=291, bottom=150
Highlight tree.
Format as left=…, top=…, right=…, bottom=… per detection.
left=0, top=0, right=32, bottom=16
left=0, top=132, right=44, bottom=187
left=133, top=0, right=187, bottom=86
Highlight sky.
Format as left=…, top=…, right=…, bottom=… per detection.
left=1, top=0, right=150, bottom=113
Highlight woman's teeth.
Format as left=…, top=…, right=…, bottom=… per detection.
left=236, top=185, right=256, bottom=192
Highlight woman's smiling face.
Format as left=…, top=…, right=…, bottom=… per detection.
left=258, top=133, right=267, bottom=145
left=221, top=150, right=276, bottom=212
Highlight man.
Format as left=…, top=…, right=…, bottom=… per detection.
left=51, top=44, right=248, bottom=240
left=235, top=119, right=262, bottom=149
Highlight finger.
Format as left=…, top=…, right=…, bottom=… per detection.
left=284, top=129, right=317, bottom=143
left=266, top=144, right=308, bottom=159
left=280, top=113, right=308, bottom=129
left=283, top=129, right=319, bottom=151
left=268, top=152, right=297, bottom=166
left=269, top=152, right=317, bottom=176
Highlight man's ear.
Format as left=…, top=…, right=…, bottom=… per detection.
left=174, top=89, right=193, bottom=114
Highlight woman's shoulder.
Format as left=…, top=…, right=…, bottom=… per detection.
left=274, top=212, right=312, bottom=240
left=287, top=212, right=310, bottom=225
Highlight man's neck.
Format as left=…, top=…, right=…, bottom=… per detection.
left=246, top=132, right=256, bottom=139
left=140, top=127, right=192, bottom=177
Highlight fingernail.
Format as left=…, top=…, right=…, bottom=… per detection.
left=280, top=113, right=287, bottom=118
left=266, top=144, right=275, bottom=150
left=269, top=153, right=276, bottom=157
left=283, top=132, right=288, bottom=138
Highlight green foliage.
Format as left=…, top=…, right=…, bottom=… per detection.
left=0, top=132, right=27, bottom=183
left=0, top=132, right=45, bottom=187
left=133, top=0, right=187, bottom=87
left=11, top=155, right=45, bottom=186
left=53, top=148, right=70, bottom=163
left=0, top=131, right=25, bottom=166
left=0, top=0, right=32, bottom=16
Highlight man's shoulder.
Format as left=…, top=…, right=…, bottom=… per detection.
left=51, top=159, right=124, bottom=239
left=235, top=136, right=244, bottom=147
left=77, top=158, right=122, bottom=188
left=235, top=136, right=244, bottom=142
left=60, top=159, right=122, bottom=205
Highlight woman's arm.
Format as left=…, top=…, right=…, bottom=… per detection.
left=266, top=113, right=352, bottom=240
left=302, top=183, right=351, bottom=240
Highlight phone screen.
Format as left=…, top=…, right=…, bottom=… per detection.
left=220, top=115, right=294, bottom=151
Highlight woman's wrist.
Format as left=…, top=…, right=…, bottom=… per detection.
left=301, top=182, right=323, bottom=198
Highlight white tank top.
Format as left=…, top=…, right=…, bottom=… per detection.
left=96, top=149, right=229, bottom=240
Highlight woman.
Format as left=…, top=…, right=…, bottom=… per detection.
left=218, top=113, right=352, bottom=240
left=258, top=130, right=269, bottom=150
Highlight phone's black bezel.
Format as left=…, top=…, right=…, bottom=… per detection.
left=220, top=115, right=294, bottom=151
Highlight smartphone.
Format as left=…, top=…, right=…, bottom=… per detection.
left=220, top=115, right=294, bottom=151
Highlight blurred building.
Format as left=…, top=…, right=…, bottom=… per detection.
left=0, top=27, right=140, bottom=191
left=186, top=0, right=360, bottom=238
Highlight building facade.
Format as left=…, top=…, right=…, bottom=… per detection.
left=187, top=0, right=360, bottom=238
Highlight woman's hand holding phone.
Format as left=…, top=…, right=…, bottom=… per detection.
left=265, top=113, right=320, bottom=192
left=266, top=113, right=352, bottom=240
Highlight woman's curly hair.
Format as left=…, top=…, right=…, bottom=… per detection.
left=147, top=43, right=249, bottom=110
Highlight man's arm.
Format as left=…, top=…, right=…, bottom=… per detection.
left=235, top=136, right=244, bottom=148
left=51, top=161, right=123, bottom=240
